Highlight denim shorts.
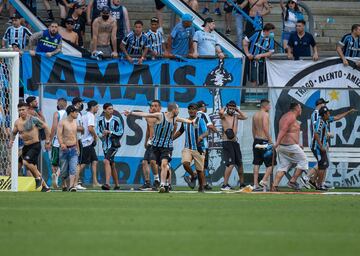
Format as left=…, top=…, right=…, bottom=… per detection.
left=59, top=146, right=78, bottom=180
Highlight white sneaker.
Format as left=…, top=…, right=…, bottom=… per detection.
left=300, top=176, right=311, bottom=189
left=259, top=180, right=267, bottom=188
left=76, top=184, right=87, bottom=190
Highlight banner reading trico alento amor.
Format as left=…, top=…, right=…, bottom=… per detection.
left=267, top=57, right=360, bottom=187
left=21, top=53, right=243, bottom=186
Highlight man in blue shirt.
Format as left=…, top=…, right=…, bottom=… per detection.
left=173, top=103, right=208, bottom=192
left=166, top=13, right=195, bottom=57
left=336, top=24, right=360, bottom=67
left=29, top=22, right=62, bottom=58
left=192, top=17, right=224, bottom=59
left=287, top=20, right=319, bottom=61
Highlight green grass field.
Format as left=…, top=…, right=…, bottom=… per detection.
left=1, top=192, right=360, bottom=256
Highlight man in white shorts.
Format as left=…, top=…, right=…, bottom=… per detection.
left=272, top=102, right=308, bottom=191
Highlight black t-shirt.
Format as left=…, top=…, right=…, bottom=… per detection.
left=235, top=0, right=250, bottom=15
left=67, top=10, right=86, bottom=47
left=288, top=32, right=316, bottom=60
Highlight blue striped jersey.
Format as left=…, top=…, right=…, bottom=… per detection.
left=245, top=30, right=275, bottom=56
left=152, top=112, right=175, bottom=148
left=196, top=111, right=213, bottom=149
left=122, top=31, right=149, bottom=55
left=312, top=116, right=334, bottom=151
left=146, top=29, right=164, bottom=55
left=3, top=25, right=32, bottom=49
left=96, top=115, right=124, bottom=151
left=178, top=118, right=207, bottom=151
left=338, top=33, right=360, bottom=57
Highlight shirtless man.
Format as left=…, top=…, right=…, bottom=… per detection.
left=139, top=100, right=161, bottom=191
left=272, top=102, right=307, bottom=191
left=57, top=105, right=79, bottom=192
left=10, top=102, right=51, bottom=192
left=219, top=100, right=248, bottom=191
left=91, top=6, right=118, bottom=58
left=246, top=0, right=271, bottom=35
left=26, top=96, right=45, bottom=122
left=59, top=18, right=79, bottom=45
left=252, top=99, right=276, bottom=190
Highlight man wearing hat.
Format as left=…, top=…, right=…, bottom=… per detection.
left=2, top=13, right=32, bottom=50
left=91, top=6, right=118, bottom=58
left=166, top=13, right=195, bottom=57
left=59, top=17, right=79, bottom=45
left=57, top=105, right=80, bottom=191
left=79, top=100, right=100, bottom=187
left=191, top=17, right=224, bottom=59
left=173, top=103, right=208, bottom=192
left=69, top=2, right=87, bottom=47
left=196, top=100, right=218, bottom=190
left=26, top=96, right=45, bottom=122
left=219, top=100, right=248, bottom=191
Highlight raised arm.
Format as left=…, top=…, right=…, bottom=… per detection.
left=333, top=108, right=357, bottom=121
left=175, top=117, right=193, bottom=124
left=219, top=107, right=226, bottom=120
left=124, top=110, right=162, bottom=121
left=236, top=108, right=248, bottom=120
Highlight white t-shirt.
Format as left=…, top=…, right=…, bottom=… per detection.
left=52, top=109, right=67, bottom=147
left=81, top=111, right=95, bottom=147
left=76, top=112, right=83, bottom=140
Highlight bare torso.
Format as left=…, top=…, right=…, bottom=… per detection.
left=145, top=117, right=158, bottom=139
left=279, top=112, right=300, bottom=145
left=221, top=113, right=239, bottom=141
left=59, top=118, right=78, bottom=147
left=15, top=116, right=40, bottom=145
left=252, top=110, right=268, bottom=140
left=249, top=0, right=267, bottom=17
left=59, top=28, right=78, bottom=44
left=95, top=17, right=116, bottom=46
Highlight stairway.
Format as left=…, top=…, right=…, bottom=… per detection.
left=0, top=0, right=359, bottom=55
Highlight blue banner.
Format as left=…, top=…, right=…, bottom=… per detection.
left=21, top=53, right=244, bottom=186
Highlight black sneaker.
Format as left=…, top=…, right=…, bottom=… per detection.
left=198, top=187, right=205, bottom=193
left=239, top=184, right=246, bottom=189
left=139, top=183, right=152, bottom=191
left=44, top=17, right=54, bottom=22
left=220, top=184, right=232, bottom=191
left=168, top=184, right=172, bottom=191
left=159, top=185, right=166, bottom=193
left=153, top=180, right=160, bottom=189
left=41, top=187, right=51, bottom=192
left=165, top=185, right=170, bottom=193
left=225, top=29, right=231, bottom=36
left=316, top=186, right=328, bottom=191
left=101, top=184, right=111, bottom=190
left=69, top=187, right=77, bottom=192
left=62, top=187, right=67, bottom=192
left=113, top=185, right=120, bottom=190
left=184, top=175, right=196, bottom=189
left=35, top=177, right=42, bottom=189
left=204, top=184, right=212, bottom=191
left=309, top=179, right=317, bottom=189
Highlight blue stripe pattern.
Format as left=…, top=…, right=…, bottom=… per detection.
left=152, top=112, right=175, bottom=148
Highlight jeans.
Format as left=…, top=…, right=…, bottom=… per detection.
left=235, top=14, right=244, bottom=49
left=59, top=146, right=78, bottom=180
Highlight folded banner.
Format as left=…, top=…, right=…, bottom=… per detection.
left=267, top=57, right=360, bottom=187
left=21, top=53, right=243, bottom=186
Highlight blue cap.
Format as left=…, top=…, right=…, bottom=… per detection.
left=182, top=14, right=193, bottom=22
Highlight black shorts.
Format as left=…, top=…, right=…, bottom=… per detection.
left=223, top=141, right=242, bottom=167
left=80, top=145, right=98, bottom=165
left=104, top=147, right=118, bottom=163
left=150, top=146, right=172, bottom=166
left=224, top=3, right=234, bottom=13
left=204, top=149, right=209, bottom=170
left=252, top=138, right=277, bottom=167
left=155, top=0, right=165, bottom=10
left=77, top=140, right=83, bottom=164
left=22, top=142, right=41, bottom=165
left=312, top=147, right=329, bottom=170
left=143, top=146, right=154, bottom=163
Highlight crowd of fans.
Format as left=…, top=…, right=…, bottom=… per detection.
left=0, top=0, right=359, bottom=84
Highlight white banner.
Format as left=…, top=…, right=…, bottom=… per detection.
left=267, top=57, right=360, bottom=187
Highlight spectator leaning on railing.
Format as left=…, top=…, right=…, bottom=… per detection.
left=190, top=17, right=224, bottom=59
left=336, top=24, right=360, bottom=67
left=146, top=17, right=165, bottom=58
left=243, top=23, right=275, bottom=86
left=68, top=3, right=87, bottom=47
left=280, top=0, right=304, bottom=50
left=287, top=20, right=318, bottom=61
left=166, top=13, right=195, bottom=57
left=120, top=20, right=149, bottom=64
left=2, top=13, right=32, bottom=54
left=59, top=17, right=79, bottom=46
left=29, top=22, right=62, bottom=58
left=91, top=6, right=118, bottom=59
